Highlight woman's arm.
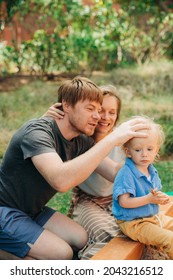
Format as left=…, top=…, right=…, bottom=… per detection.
left=95, top=157, right=122, bottom=182
left=43, top=103, right=64, bottom=119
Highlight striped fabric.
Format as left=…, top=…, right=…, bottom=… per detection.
left=68, top=187, right=125, bottom=260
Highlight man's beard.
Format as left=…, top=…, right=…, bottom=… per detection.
left=68, top=118, right=95, bottom=136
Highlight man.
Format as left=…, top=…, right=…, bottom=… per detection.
left=0, top=76, right=149, bottom=260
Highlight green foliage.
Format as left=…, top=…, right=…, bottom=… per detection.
left=0, top=0, right=26, bottom=19
left=1, top=0, right=173, bottom=74
left=0, top=0, right=30, bottom=32
left=25, top=31, right=56, bottom=74
left=163, top=126, right=173, bottom=156
left=154, top=161, right=173, bottom=193
left=47, top=191, right=72, bottom=214
left=0, top=43, right=28, bottom=73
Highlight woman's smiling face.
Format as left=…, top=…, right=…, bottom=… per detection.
left=95, top=94, right=119, bottom=136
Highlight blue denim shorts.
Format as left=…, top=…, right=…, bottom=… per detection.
left=0, top=206, right=55, bottom=258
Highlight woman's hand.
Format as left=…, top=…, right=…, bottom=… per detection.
left=43, top=103, right=64, bottom=119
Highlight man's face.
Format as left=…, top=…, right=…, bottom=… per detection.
left=67, top=99, right=102, bottom=136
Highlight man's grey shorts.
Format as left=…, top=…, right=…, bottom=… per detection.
left=0, top=206, right=55, bottom=258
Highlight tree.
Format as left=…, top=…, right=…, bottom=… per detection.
left=1, top=0, right=173, bottom=74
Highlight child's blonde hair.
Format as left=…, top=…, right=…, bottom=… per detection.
left=123, top=116, right=165, bottom=160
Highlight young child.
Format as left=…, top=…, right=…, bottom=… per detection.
left=112, top=116, right=173, bottom=259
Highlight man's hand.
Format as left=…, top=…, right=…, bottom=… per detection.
left=110, top=117, right=150, bottom=146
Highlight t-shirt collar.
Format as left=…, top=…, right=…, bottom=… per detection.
left=125, top=157, right=157, bottom=179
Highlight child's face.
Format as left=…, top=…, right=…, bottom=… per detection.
left=125, top=129, right=159, bottom=170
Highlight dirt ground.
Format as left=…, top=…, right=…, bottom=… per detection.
left=0, top=73, right=78, bottom=92
left=0, top=75, right=38, bottom=91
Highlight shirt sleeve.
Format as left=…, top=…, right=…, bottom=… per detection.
left=113, top=168, right=136, bottom=200
left=21, top=120, right=56, bottom=159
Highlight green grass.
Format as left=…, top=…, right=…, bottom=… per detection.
left=47, top=191, right=72, bottom=215
left=0, top=79, right=59, bottom=158
left=154, top=161, right=173, bottom=193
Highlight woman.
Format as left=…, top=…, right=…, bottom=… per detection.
left=44, top=85, right=126, bottom=259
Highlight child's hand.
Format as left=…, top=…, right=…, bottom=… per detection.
left=148, top=191, right=171, bottom=205
left=150, top=188, right=158, bottom=196
left=157, top=192, right=171, bottom=205
left=43, top=103, right=64, bottom=119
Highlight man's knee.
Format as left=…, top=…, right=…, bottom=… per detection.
left=57, top=245, right=73, bottom=260
left=28, top=243, right=73, bottom=260
left=73, top=228, right=88, bottom=250
left=80, top=229, right=88, bottom=248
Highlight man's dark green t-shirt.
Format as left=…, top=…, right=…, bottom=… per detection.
left=0, top=117, right=94, bottom=217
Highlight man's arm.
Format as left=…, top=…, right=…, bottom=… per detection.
left=32, top=145, right=119, bottom=193
left=32, top=118, right=149, bottom=192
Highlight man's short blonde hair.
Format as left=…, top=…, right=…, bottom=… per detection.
left=58, top=76, right=103, bottom=107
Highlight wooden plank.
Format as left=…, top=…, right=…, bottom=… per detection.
left=91, top=196, right=173, bottom=260
left=91, top=237, right=144, bottom=260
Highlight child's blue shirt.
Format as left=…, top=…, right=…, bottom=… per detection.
left=112, top=158, right=162, bottom=221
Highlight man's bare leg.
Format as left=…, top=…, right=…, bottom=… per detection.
left=26, top=212, right=88, bottom=260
